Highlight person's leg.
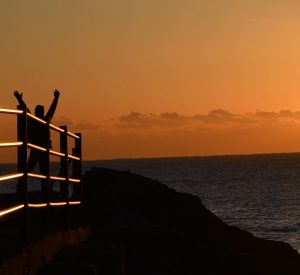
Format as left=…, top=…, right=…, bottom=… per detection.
left=38, top=152, right=48, bottom=176
left=39, top=152, right=49, bottom=200
left=27, top=149, right=39, bottom=172
left=17, top=149, right=38, bottom=198
left=38, top=152, right=50, bottom=232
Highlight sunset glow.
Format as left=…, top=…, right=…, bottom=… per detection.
left=1, top=1, right=300, bottom=161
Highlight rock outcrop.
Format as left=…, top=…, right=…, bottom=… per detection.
left=39, top=167, right=300, bottom=275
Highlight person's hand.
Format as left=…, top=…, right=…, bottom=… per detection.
left=54, top=89, right=60, bottom=98
left=13, top=91, right=22, bottom=99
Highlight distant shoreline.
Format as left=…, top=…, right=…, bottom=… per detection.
left=2, top=151, right=300, bottom=165
left=83, top=151, right=300, bottom=162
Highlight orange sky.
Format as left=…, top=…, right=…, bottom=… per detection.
left=1, top=1, right=300, bottom=162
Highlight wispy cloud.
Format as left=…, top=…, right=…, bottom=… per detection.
left=117, top=112, right=188, bottom=129
left=118, top=112, right=155, bottom=129
left=116, top=109, right=300, bottom=130
left=194, top=109, right=256, bottom=124
left=53, top=116, right=99, bottom=131
left=53, top=109, right=300, bottom=133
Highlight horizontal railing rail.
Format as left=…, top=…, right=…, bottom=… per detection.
left=0, top=204, right=24, bottom=217
left=0, top=200, right=82, bottom=218
left=0, top=108, right=23, bottom=114
left=0, top=104, right=83, bottom=245
left=0, top=173, right=24, bottom=182
left=0, top=142, right=23, bottom=148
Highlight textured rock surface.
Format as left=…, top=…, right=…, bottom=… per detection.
left=39, top=167, right=300, bottom=275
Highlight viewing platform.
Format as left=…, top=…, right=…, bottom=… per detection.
left=0, top=106, right=89, bottom=274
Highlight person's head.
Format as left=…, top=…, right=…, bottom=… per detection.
left=35, top=105, right=44, bottom=118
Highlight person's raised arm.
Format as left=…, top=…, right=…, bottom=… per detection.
left=45, top=90, right=60, bottom=121
left=13, top=91, right=31, bottom=113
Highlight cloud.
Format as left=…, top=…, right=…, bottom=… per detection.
left=117, top=112, right=190, bottom=129
left=194, top=109, right=256, bottom=124
left=52, top=116, right=99, bottom=131
left=118, top=112, right=155, bottom=129
left=279, top=110, right=300, bottom=120
left=253, top=110, right=278, bottom=120
left=116, top=109, right=300, bottom=130
left=158, top=112, right=188, bottom=127
left=160, top=112, right=185, bottom=120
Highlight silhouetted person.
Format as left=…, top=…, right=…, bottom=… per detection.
left=14, top=90, right=60, bottom=197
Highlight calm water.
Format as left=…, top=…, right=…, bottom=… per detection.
left=85, top=154, right=300, bottom=252
left=1, top=153, right=300, bottom=251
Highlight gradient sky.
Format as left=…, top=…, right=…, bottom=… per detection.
left=1, top=1, right=300, bottom=161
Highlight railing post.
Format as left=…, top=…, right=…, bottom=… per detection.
left=60, top=126, right=69, bottom=230
left=42, top=121, right=51, bottom=233
left=74, top=133, right=83, bottom=226
left=17, top=105, right=28, bottom=246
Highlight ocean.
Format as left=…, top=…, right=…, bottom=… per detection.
left=1, top=153, right=300, bottom=251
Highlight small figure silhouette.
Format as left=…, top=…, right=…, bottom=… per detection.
left=14, top=90, right=60, bottom=192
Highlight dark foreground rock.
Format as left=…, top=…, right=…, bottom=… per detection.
left=39, top=167, right=300, bottom=275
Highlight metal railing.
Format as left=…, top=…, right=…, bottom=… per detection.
left=0, top=106, right=83, bottom=244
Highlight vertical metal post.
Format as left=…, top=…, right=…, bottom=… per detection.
left=42, top=121, right=51, bottom=233
left=60, top=126, right=69, bottom=230
left=17, top=105, right=28, bottom=245
left=75, top=133, right=82, bottom=179
left=74, top=133, right=83, bottom=226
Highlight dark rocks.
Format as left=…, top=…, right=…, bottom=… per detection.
left=40, top=167, right=300, bottom=274
left=83, top=168, right=300, bottom=274
left=39, top=240, right=126, bottom=275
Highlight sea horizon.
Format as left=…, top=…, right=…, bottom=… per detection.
left=2, top=150, right=300, bottom=166
left=85, top=150, right=300, bottom=163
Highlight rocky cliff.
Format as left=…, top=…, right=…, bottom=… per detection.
left=39, top=167, right=300, bottom=275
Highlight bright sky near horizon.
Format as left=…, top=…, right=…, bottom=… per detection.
left=1, top=1, right=300, bottom=161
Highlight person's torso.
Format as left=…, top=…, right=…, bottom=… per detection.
left=28, top=119, right=51, bottom=148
